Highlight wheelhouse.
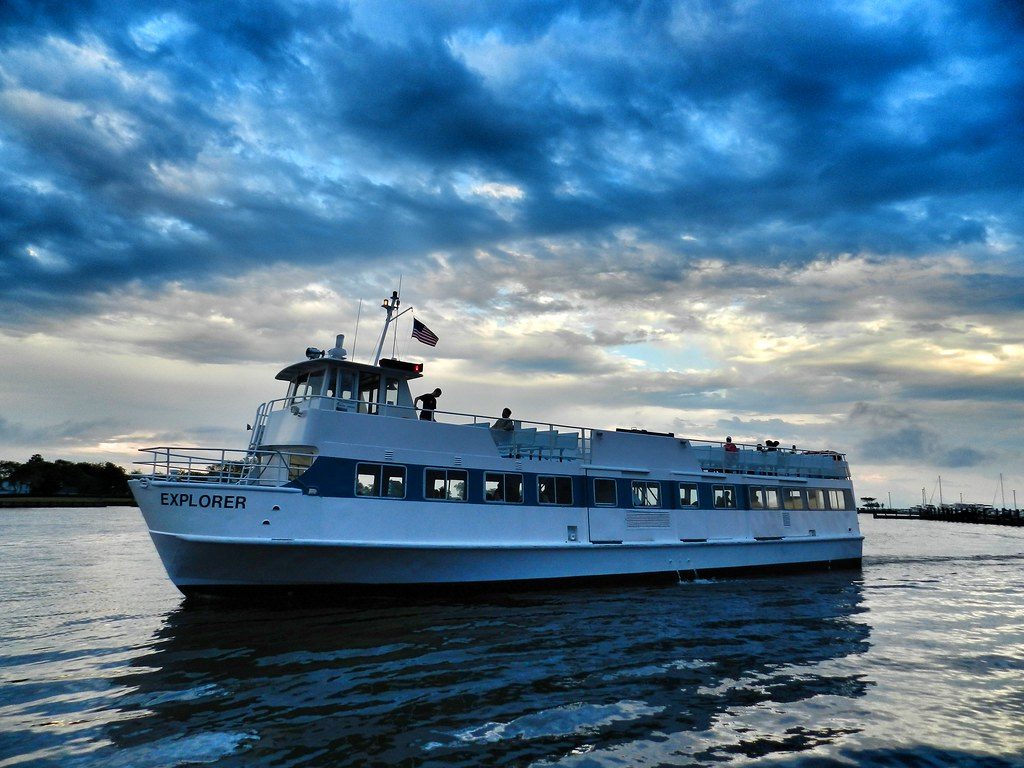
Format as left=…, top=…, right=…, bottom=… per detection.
left=275, top=357, right=423, bottom=418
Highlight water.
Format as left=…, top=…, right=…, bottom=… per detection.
left=1, top=510, right=1023, bottom=767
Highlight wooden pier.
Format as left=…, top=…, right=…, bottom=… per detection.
left=867, top=507, right=1024, bottom=526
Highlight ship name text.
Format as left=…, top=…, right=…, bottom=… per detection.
left=160, top=492, right=247, bottom=509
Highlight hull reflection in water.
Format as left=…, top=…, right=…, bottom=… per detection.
left=109, top=573, right=870, bottom=766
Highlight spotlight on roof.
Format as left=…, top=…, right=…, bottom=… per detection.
left=305, top=347, right=324, bottom=360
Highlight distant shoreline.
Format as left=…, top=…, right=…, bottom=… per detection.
left=0, top=497, right=137, bottom=509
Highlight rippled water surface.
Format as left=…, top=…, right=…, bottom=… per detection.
left=2, top=509, right=1023, bottom=767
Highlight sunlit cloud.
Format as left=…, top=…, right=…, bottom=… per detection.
left=0, top=0, right=1021, bottom=506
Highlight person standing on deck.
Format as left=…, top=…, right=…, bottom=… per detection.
left=415, top=388, right=442, bottom=421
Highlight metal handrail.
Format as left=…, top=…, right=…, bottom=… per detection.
left=249, top=395, right=850, bottom=472
left=254, top=395, right=594, bottom=461
left=692, top=444, right=850, bottom=480
left=134, top=446, right=317, bottom=487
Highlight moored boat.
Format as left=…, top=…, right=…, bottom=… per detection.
left=129, top=291, right=862, bottom=599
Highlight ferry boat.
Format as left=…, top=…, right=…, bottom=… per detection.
left=129, top=291, right=863, bottom=599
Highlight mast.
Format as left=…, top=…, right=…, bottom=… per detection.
left=371, top=290, right=413, bottom=365
left=938, top=475, right=943, bottom=509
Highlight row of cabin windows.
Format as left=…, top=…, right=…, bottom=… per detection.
left=606, top=482, right=849, bottom=510
left=291, top=368, right=402, bottom=413
left=353, top=464, right=854, bottom=510
left=357, top=465, right=573, bottom=506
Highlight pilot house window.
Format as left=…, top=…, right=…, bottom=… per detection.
left=328, top=369, right=356, bottom=408
left=291, top=369, right=325, bottom=402
left=384, top=377, right=400, bottom=406
left=358, top=374, right=380, bottom=415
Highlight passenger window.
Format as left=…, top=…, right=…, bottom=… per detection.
left=806, top=489, right=825, bottom=510
left=749, top=486, right=765, bottom=509
left=356, top=464, right=380, bottom=496
left=382, top=465, right=406, bottom=498
left=356, top=463, right=405, bottom=498
left=713, top=485, right=736, bottom=508
left=426, top=468, right=446, bottom=499
left=679, top=483, right=699, bottom=507
left=826, top=489, right=849, bottom=510
left=594, top=478, right=617, bottom=506
left=485, top=472, right=523, bottom=503
left=764, top=488, right=781, bottom=509
left=783, top=488, right=804, bottom=510
left=538, top=476, right=573, bottom=505
left=426, top=469, right=467, bottom=501
left=448, top=470, right=467, bottom=500
left=632, top=481, right=661, bottom=508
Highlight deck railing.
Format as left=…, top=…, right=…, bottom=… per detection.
left=134, top=447, right=316, bottom=487
left=243, top=395, right=849, bottom=478
left=250, top=395, right=592, bottom=462
left=690, top=443, right=850, bottom=480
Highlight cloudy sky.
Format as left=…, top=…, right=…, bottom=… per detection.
left=1, top=0, right=1022, bottom=507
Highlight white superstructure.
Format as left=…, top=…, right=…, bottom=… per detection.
left=129, top=292, right=862, bottom=599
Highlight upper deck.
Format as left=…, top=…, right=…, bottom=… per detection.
left=134, top=303, right=852, bottom=487
left=132, top=384, right=851, bottom=487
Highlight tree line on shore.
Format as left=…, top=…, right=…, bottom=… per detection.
left=0, top=454, right=132, bottom=498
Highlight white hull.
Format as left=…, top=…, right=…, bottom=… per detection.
left=133, top=481, right=862, bottom=593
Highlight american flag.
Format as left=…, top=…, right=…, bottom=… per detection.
left=411, top=318, right=439, bottom=347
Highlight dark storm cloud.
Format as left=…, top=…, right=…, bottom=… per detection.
left=1, top=0, right=1022, bottom=318
left=848, top=402, right=987, bottom=468
left=0, top=415, right=116, bottom=446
